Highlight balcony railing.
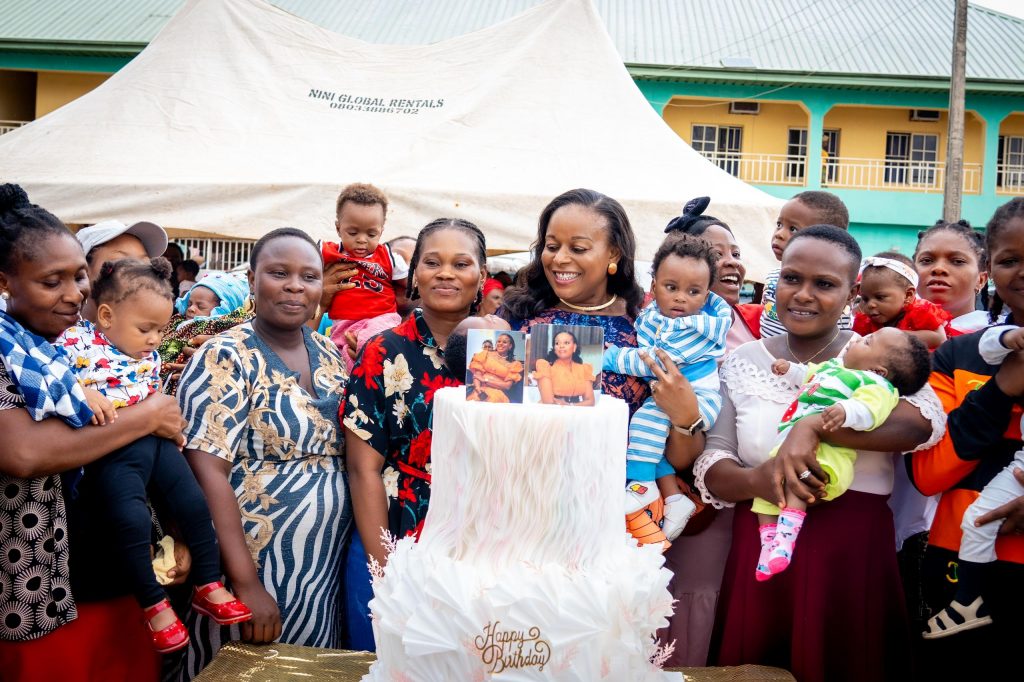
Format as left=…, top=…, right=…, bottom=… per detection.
left=697, top=151, right=982, bottom=194
left=996, top=163, right=1024, bottom=194
left=698, top=152, right=806, bottom=186
left=822, top=156, right=981, bottom=194
left=0, top=120, right=28, bottom=135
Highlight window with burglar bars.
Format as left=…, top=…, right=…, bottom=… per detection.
left=691, top=124, right=743, bottom=176
left=175, top=238, right=254, bottom=272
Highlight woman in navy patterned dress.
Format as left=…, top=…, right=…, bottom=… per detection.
left=503, top=189, right=652, bottom=417
left=179, top=229, right=351, bottom=678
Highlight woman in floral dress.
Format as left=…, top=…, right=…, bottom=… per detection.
left=178, top=228, right=350, bottom=677
left=343, top=218, right=488, bottom=648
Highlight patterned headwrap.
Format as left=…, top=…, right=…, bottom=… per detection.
left=175, top=271, right=249, bottom=321
left=859, top=257, right=919, bottom=288
left=0, top=310, right=93, bottom=427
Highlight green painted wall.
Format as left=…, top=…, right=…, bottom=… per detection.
left=635, top=78, right=1024, bottom=257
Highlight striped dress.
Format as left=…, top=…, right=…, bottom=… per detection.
left=175, top=324, right=351, bottom=679
left=604, top=294, right=731, bottom=479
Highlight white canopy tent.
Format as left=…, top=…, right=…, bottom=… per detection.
left=0, top=0, right=782, bottom=279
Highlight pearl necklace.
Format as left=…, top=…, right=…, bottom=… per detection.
left=785, top=327, right=841, bottom=364
left=557, top=294, right=618, bottom=313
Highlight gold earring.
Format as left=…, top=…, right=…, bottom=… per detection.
left=607, top=262, right=618, bottom=276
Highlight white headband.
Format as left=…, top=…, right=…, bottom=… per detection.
left=859, top=257, right=919, bottom=289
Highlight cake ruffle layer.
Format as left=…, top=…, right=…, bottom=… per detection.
left=366, top=538, right=676, bottom=681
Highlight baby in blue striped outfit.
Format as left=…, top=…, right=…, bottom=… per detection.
left=604, top=234, right=732, bottom=549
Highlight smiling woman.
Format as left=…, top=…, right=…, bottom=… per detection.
left=176, top=227, right=351, bottom=676
left=696, top=225, right=944, bottom=682
left=0, top=184, right=187, bottom=681
left=502, top=189, right=648, bottom=415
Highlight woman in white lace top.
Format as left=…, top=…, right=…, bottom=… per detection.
left=695, top=227, right=945, bottom=682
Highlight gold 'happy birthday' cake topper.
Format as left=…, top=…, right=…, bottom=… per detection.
left=474, top=621, right=552, bottom=674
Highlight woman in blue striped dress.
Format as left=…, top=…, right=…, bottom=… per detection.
left=177, top=228, right=351, bottom=678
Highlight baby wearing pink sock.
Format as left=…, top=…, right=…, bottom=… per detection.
left=755, top=328, right=931, bottom=581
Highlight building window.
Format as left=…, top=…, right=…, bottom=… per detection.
left=998, top=135, right=1024, bottom=190
left=786, top=129, right=807, bottom=180
left=787, top=129, right=840, bottom=182
left=885, top=132, right=938, bottom=185
left=910, top=133, right=939, bottom=185
left=691, top=124, right=742, bottom=176
left=822, top=129, right=840, bottom=183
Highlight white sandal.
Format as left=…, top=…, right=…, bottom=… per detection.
left=922, top=596, right=992, bottom=639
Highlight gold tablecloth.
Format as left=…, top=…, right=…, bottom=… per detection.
left=194, top=642, right=796, bottom=681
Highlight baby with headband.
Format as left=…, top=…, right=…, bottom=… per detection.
left=853, top=251, right=951, bottom=349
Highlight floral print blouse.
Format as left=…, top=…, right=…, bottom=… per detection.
left=343, top=309, right=461, bottom=540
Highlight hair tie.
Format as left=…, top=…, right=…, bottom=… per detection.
left=859, top=257, right=919, bottom=289
left=665, top=196, right=720, bottom=234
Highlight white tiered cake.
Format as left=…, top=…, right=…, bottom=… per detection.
left=364, top=388, right=680, bottom=681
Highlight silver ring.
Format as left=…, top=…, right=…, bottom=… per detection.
left=650, top=380, right=659, bottom=392
left=798, top=470, right=812, bottom=481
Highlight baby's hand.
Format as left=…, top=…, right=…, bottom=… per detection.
left=1003, top=327, right=1024, bottom=352
left=821, top=404, right=846, bottom=432
left=771, top=358, right=791, bottom=376
left=84, top=387, right=116, bottom=426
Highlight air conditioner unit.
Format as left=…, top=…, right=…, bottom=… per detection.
left=910, top=109, right=941, bottom=122
left=729, top=101, right=760, bottom=115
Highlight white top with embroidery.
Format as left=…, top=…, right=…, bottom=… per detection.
left=693, top=338, right=946, bottom=509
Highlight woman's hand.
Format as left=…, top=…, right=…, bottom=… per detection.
left=233, top=579, right=282, bottom=643
left=771, top=416, right=829, bottom=506
left=974, top=468, right=1024, bottom=535
left=164, top=539, right=192, bottom=586
left=344, top=332, right=359, bottom=362
left=144, top=393, right=187, bottom=447
left=995, top=351, right=1024, bottom=398
left=642, top=349, right=700, bottom=426
left=320, top=262, right=359, bottom=311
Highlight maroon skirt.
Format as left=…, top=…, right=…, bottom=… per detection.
left=0, top=595, right=160, bottom=682
left=711, top=491, right=912, bottom=682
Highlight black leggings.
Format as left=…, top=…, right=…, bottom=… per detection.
left=85, top=435, right=220, bottom=608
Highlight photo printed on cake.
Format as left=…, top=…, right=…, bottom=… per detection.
left=465, top=329, right=527, bottom=403
left=525, top=324, right=604, bottom=406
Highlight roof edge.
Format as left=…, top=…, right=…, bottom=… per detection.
left=626, top=64, right=1024, bottom=94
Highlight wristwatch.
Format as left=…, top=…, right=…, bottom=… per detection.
left=673, top=416, right=706, bottom=436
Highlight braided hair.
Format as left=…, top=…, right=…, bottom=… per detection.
left=0, top=183, right=74, bottom=274
left=91, top=257, right=175, bottom=305
left=502, top=189, right=644, bottom=319
left=914, top=219, right=987, bottom=270
left=406, top=218, right=487, bottom=314
left=914, top=218, right=989, bottom=311
left=985, top=198, right=1024, bottom=322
